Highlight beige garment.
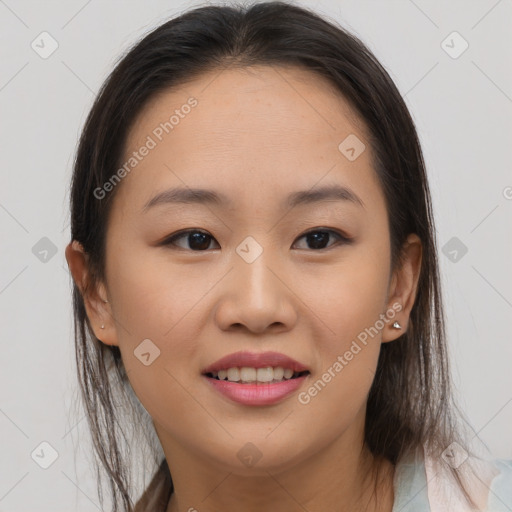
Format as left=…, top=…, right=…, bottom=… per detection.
left=424, top=445, right=501, bottom=512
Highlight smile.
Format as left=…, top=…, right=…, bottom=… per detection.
left=206, top=366, right=309, bottom=384
left=201, top=351, right=311, bottom=406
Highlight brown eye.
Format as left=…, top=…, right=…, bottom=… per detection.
left=163, top=229, right=219, bottom=251
left=293, top=229, right=352, bottom=250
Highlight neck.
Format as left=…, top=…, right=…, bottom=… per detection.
left=160, top=424, right=395, bottom=512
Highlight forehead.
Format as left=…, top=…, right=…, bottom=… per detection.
left=113, top=64, right=381, bottom=215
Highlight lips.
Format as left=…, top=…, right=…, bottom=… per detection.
left=202, top=350, right=309, bottom=374
left=201, top=351, right=310, bottom=405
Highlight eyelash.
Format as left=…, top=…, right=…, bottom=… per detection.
left=160, top=228, right=353, bottom=252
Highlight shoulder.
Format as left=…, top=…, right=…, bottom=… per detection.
left=392, top=449, right=512, bottom=512
left=486, top=458, right=512, bottom=511
left=425, top=453, right=512, bottom=512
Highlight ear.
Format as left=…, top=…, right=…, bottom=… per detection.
left=382, top=233, right=422, bottom=343
left=65, top=240, right=119, bottom=346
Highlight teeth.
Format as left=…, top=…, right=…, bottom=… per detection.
left=256, top=367, right=273, bottom=382
left=273, top=367, right=284, bottom=380
left=240, top=367, right=257, bottom=382
left=209, top=366, right=304, bottom=383
left=227, top=367, right=240, bottom=382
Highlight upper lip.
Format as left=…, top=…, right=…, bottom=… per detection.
left=202, top=351, right=309, bottom=374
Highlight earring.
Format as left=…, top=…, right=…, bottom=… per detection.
left=392, top=321, right=401, bottom=329
left=101, top=324, right=105, bottom=329
left=103, top=299, right=109, bottom=303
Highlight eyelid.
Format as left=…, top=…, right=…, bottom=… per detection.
left=297, top=226, right=352, bottom=241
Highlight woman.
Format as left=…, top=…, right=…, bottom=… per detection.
left=64, top=2, right=512, bottom=511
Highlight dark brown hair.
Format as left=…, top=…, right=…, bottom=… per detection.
left=67, top=2, right=481, bottom=510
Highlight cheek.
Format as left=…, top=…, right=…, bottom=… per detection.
left=105, top=250, right=214, bottom=412
left=296, top=258, right=389, bottom=433
left=300, top=249, right=390, bottom=353
left=106, top=244, right=219, bottom=343
left=294, top=343, right=379, bottom=457
left=295, top=246, right=390, bottom=434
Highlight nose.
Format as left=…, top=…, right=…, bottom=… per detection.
left=213, top=244, right=298, bottom=334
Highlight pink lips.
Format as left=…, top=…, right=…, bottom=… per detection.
left=202, top=350, right=310, bottom=406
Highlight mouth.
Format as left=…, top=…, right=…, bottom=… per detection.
left=204, top=367, right=310, bottom=384
left=201, top=351, right=311, bottom=406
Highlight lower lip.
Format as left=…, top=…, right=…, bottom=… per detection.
left=204, top=375, right=308, bottom=406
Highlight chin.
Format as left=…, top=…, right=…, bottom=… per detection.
left=200, top=436, right=311, bottom=476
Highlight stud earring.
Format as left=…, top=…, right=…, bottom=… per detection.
left=101, top=324, right=105, bottom=329
left=392, top=321, right=401, bottom=329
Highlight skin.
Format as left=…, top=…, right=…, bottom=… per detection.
left=66, top=64, right=422, bottom=512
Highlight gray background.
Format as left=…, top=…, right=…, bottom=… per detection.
left=1, top=0, right=511, bottom=510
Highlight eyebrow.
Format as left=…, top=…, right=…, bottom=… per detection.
left=142, top=184, right=364, bottom=212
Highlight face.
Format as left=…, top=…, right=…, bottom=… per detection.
left=67, top=64, right=421, bottom=476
